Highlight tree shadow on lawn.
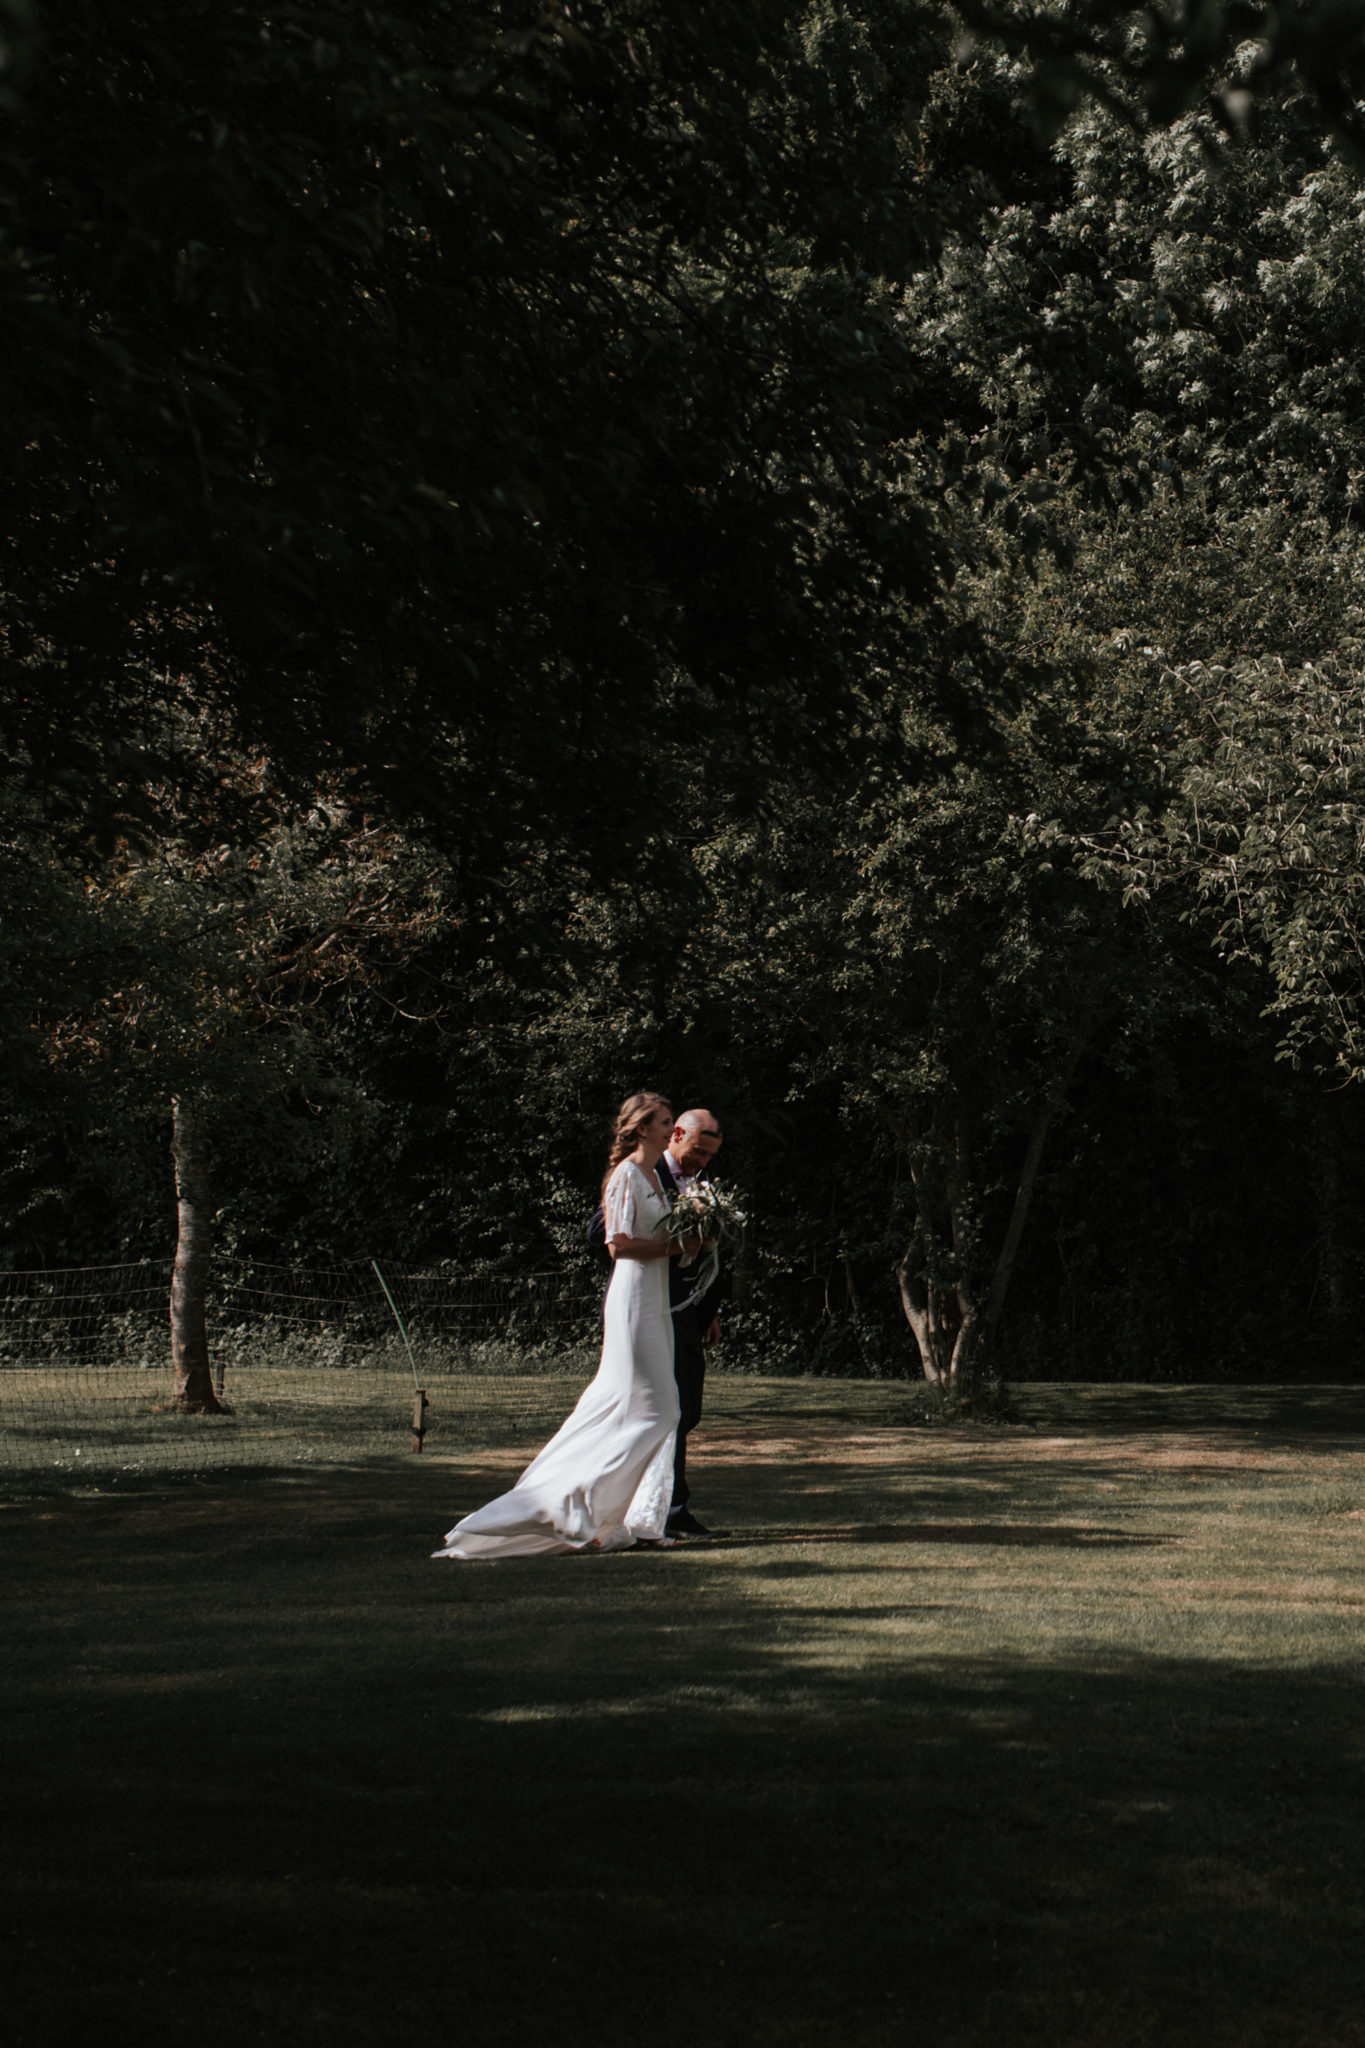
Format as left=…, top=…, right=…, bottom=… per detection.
left=5, top=1460, right=1365, bottom=2048
left=712, top=1450, right=1285, bottom=1536
left=709, top=1521, right=1172, bottom=1548
left=711, top=1378, right=1365, bottom=1460
left=1008, top=1382, right=1365, bottom=1447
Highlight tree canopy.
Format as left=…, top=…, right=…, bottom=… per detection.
left=12, top=4, right=1365, bottom=1388
left=3, top=2, right=974, bottom=863
left=9, top=2, right=1365, bottom=858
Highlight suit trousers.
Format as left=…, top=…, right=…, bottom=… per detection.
left=670, top=1304, right=707, bottom=1513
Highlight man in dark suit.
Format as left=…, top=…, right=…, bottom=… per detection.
left=655, top=1108, right=725, bottom=1538
left=588, top=1106, right=725, bottom=1540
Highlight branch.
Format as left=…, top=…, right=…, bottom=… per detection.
left=981, top=1011, right=1094, bottom=1348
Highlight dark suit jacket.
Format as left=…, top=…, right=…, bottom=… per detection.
left=587, top=1156, right=725, bottom=1330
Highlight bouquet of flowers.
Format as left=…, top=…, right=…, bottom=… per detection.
left=662, top=1180, right=746, bottom=1309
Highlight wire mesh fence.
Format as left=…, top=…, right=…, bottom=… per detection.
left=0, top=1258, right=606, bottom=1483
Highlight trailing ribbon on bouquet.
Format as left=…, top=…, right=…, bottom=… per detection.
left=661, top=1180, right=747, bottom=1315
left=672, top=1243, right=721, bottom=1311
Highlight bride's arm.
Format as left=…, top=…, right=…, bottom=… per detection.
left=607, top=1233, right=679, bottom=1261
left=603, top=1168, right=693, bottom=1260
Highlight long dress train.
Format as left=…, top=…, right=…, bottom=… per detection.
left=432, top=1160, right=680, bottom=1559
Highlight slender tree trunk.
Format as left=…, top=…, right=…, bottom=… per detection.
left=896, top=1251, right=980, bottom=1391
left=946, top=1113, right=982, bottom=1389
left=978, top=1020, right=1092, bottom=1356
left=900, top=1122, right=965, bottom=1392
left=896, top=1020, right=1091, bottom=1392
left=170, top=1094, right=221, bottom=1414
left=899, top=1110, right=979, bottom=1390
left=896, top=1253, right=947, bottom=1388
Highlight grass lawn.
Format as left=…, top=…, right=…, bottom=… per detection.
left=0, top=1352, right=601, bottom=1477
left=5, top=1380, right=1365, bottom=2047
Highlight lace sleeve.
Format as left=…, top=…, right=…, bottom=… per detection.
left=603, top=1164, right=638, bottom=1241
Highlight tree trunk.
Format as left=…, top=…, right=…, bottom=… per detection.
left=896, top=1250, right=981, bottom=1391
left=978, top=1019, right=1092, bottom=1357
left=896, top=1253, right=948, bottom=1388
left=896, top=1021, right=1091, bottom=1392
left=170, top=1094, right=221, bottom=1414
left=898, top=1113, right=980, bottom=1390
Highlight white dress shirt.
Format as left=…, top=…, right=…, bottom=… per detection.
left=663, top=1149, right=693, bottom=1196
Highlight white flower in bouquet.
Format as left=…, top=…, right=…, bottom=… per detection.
left=662, top=1180, right=746, bottom=1310
left=663, top=1179, right=747, bottom=1248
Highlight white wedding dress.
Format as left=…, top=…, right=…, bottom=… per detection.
left=432, top=1161, right=680, bottom=1559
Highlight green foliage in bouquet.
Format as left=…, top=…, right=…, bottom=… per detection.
left=662, top=1182, right=749, bottom=1252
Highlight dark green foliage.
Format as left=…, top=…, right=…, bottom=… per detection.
left=11, top=5, right=1365, bottom=1387
left=0, top=1, right=970, bottom=861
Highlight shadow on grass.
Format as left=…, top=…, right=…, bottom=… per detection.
left=1007, top=1381, right=1365, bottom=1446
left=6, top=1457, right=1365, bottom=2048
left=708, top=1522, right=1174, bottom=1549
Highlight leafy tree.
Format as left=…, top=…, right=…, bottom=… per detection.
left=9, top=793, right=444, bottom=1405
left=9, top=3, right=1360, bottom=862
left=892, top=66, right=1365, bottom=1370
left=2, top=0, right=979, bottom=870
left=1103, top=656, right=1365, bottom=1081
left=13, top=1, right=1365, bottom=1397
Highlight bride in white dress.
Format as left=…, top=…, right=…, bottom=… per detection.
left=433, top=1093, right=688, bottom=1560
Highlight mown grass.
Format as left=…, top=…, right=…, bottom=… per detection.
left=0, top=1352, right=600, bottom=1480
left=5, top=1382, right=1365, bottom=2047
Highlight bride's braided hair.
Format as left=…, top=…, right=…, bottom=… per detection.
left=601, top=1092, right=673, bottom=1205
